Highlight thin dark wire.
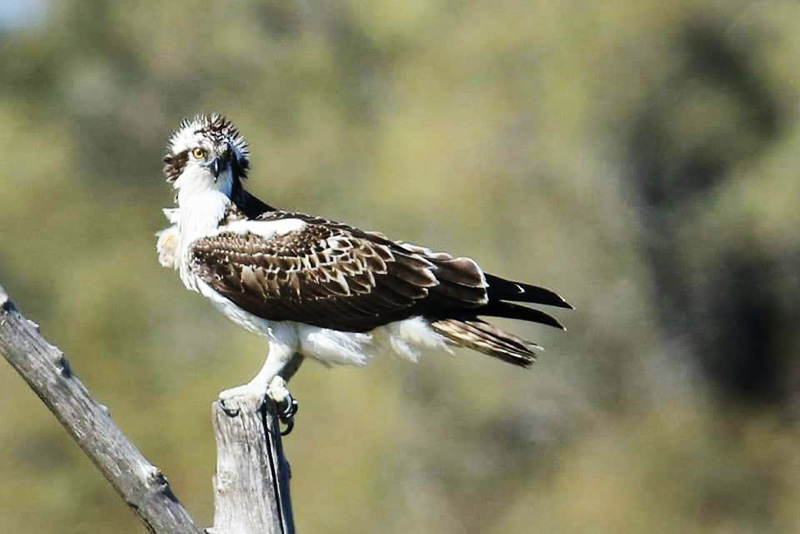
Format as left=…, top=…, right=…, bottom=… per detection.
left=260, top=401, right=286, bottom=534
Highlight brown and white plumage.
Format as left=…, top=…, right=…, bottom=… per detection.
left=158, top=114, right=571, bottom=401
left=188, top=208, right=569, bottom=366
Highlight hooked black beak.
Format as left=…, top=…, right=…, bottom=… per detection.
left=209, top=155, right=229, bottom=181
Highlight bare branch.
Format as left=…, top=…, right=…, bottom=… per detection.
left=0, top=283, right=203, bottom=534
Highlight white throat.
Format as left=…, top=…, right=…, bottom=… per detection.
left=173, top=167, right=234, bottom=291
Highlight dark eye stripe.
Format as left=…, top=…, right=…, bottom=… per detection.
left=163, top=149, right=189, bottom=182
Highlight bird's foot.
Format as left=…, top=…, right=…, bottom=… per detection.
left=217, top=377, right=299, bottom=435
left=268, top=376, right=299, bottom=436
left=266, top=376, right=290, bottom=404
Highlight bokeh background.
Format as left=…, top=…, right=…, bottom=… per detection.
left=2, top=1, right=799, bottom=532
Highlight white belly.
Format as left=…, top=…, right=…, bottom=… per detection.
left=196, top=280, right=451, bottom=365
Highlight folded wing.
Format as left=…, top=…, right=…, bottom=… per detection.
left=189, top=212, right=488, bottom=332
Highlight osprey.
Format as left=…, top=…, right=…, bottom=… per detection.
left=157, top=114, right=571, bottom=425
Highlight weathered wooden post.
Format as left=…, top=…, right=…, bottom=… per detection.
left=209, top=397, right=295, bottom=534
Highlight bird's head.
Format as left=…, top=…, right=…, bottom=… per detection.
left=163, top=114, right=250, bottom=198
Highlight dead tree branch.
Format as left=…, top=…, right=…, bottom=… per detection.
left=0, top=282, right=295, bottom=534
left=0, top=283, right=203, bottom=533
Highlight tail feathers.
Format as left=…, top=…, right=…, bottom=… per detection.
left=478, top=300, right=566, bottom=330
left=485, top=273, right=572, bottom=309
left=430, top=318, right=539, bottom=367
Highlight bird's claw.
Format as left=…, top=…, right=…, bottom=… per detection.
left=219, top=399, right=241, bottom=417
left=267, top=376, right=299, bottom=435
left=276, top=393, right=299, bottom=436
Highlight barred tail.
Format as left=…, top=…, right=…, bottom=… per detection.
left=430, top=318, right=540, bottom=367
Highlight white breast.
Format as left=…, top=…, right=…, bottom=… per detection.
left=197, top=279, right=277, bottom=336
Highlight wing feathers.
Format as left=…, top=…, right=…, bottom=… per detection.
left=434, top=257, right=487, bottom=288
left=376, top=273, right=429, bottom=301
left=430, top=280, right=488, bottom=305
left=190, top=217, right=441, bottom=331
left=392, top=253, right=439, bottom=287
left=189, top=211, right=569, bottom=339
left=485, top=273, right=572, bottom=309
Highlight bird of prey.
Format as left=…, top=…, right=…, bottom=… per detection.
left=157, top=114, right=570, bottom=426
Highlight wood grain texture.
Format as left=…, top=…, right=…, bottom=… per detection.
left=210, top=397, right=294, bottom=534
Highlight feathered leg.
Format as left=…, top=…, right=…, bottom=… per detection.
left=219, top=323, right=297, bottom=401
left=218, top=323, right=302, bottom=433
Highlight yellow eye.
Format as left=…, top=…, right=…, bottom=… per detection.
left=192, top=147, right=206, bottom=159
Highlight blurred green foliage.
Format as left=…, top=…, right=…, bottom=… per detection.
left=1, top=1, right=799, bottom=533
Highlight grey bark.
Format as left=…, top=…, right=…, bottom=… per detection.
left=0, top=284, right=204, bottom=534
left=0, top=283, right=295, bottom=534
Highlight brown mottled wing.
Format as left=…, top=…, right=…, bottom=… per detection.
left=188, top=214, right=481, bottom=332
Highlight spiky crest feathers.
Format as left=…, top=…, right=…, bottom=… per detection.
left=162, top=113, right=250, bottom=183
